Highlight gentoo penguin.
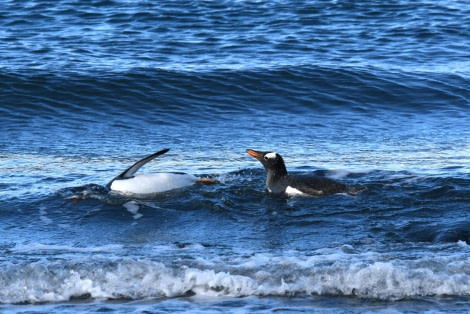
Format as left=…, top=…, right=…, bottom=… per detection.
left=246, top=149, right=346, bottom=196
left=107, top=148, right=217, bottom=195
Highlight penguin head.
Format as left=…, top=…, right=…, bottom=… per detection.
left=246, top=149, right=288, bottom=177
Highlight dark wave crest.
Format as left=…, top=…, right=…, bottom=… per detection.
left=1, top=66, right=469, bottom=127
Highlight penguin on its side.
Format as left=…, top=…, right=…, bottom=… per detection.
left=107, top=148, right=217, bottom=196
left=246, top=149, right=346, bottom=196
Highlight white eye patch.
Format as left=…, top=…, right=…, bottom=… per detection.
left=264, top=152, right=277, bottom=159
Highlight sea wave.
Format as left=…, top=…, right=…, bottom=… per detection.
left=1, top=65, right=469, bottom=124
left=2, top=243, right=470, bottom=304
left=2, top=1, right=470, bottom=312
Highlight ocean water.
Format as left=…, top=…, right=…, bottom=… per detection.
left=1, top=0, right=470, bottom=312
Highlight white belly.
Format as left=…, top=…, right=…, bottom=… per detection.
left=285, top=186, right=306, bottom=196
left=110, top=173, right=197, bottom=195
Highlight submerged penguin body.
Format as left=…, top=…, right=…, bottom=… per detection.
left=110, top=173, right=198, bottom=195
left=108, top=148, right=216, bottom=196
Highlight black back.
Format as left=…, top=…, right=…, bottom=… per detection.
left=285, top=174, right=346, bottom=195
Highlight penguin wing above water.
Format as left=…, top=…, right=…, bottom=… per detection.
left=106, top=148, right=170, bottom=188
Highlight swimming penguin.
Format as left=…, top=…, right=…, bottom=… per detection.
left=107, top=148, right=217, bottom=196
left=246, top=149, right=346, bottom=196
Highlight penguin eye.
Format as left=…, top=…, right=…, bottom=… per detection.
left=263, top=156, right=269, bottom=161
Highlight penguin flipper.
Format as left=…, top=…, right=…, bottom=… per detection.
left=107, top=148, right=170, bottom=188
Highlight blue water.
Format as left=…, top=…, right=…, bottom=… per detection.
left=1, top=1, right=470, bottom=312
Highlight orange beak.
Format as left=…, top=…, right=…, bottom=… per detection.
left=246, top=149, right=262, bottom=159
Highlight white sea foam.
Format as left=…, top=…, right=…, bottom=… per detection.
left=39, top=215, right=53, bottom=225
left=9, top=243, right=123, bottom=254
left=326, top=169, right=372, bottom=180
left=123, top=201, right=142, bottom=219
left=2, top=246, right=470, bottom=304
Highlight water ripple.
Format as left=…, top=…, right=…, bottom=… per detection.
left=1, top=1, right=469, bottom=72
